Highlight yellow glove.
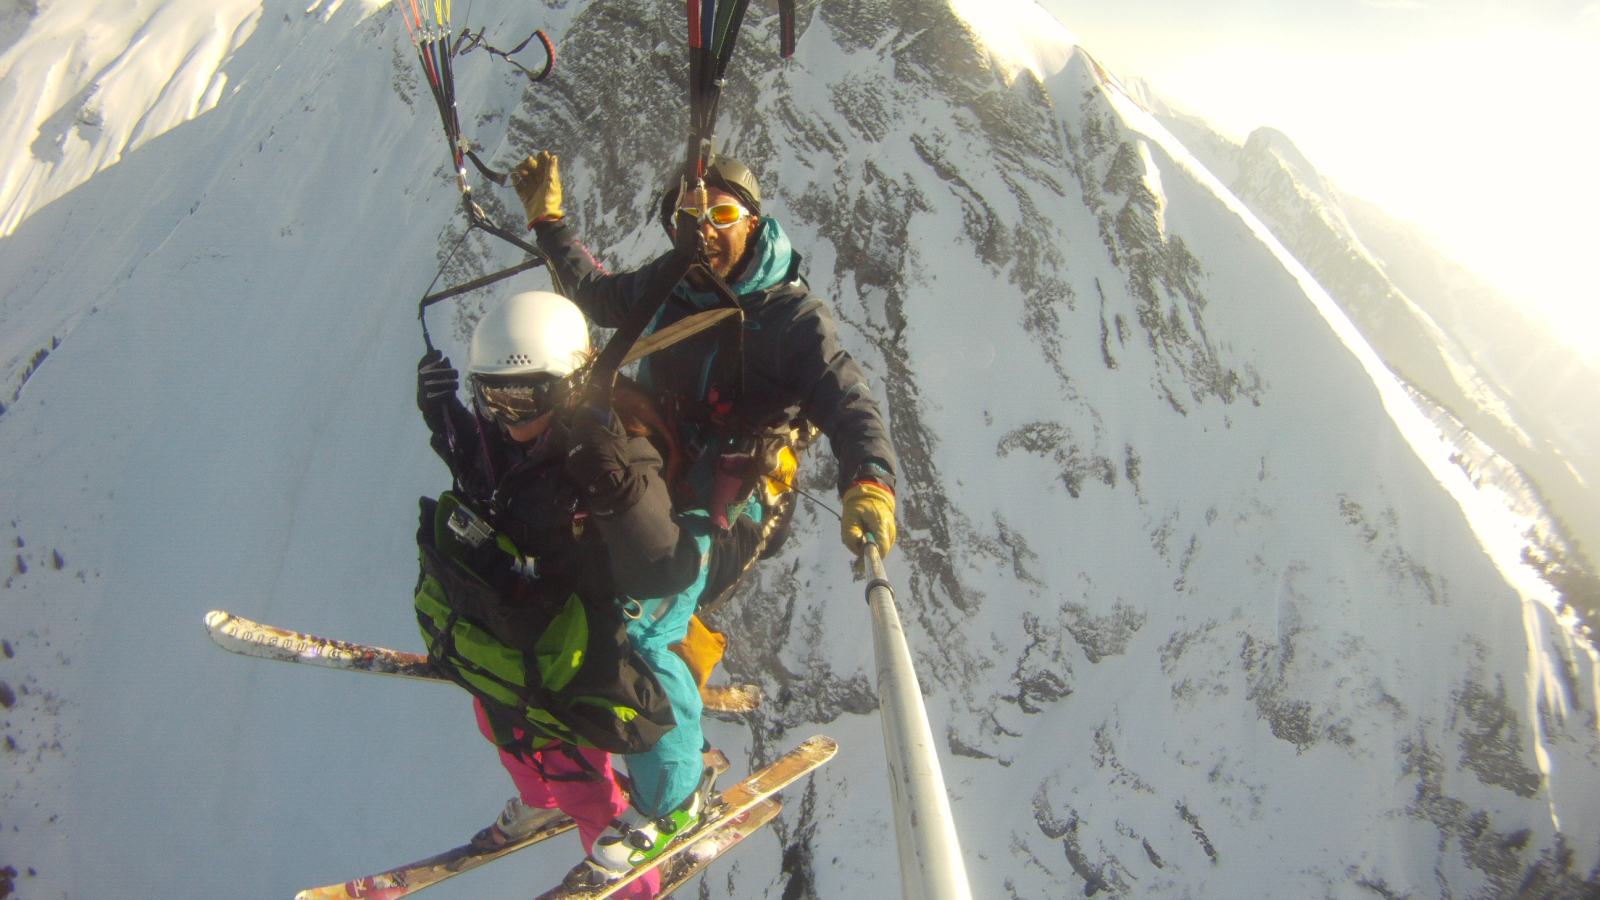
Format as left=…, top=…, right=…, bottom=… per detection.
left=509, top=150, right=563, bottom=228
left=840, top=482, right=896, bottom=557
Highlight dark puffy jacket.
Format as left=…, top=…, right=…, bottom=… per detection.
left=422, top=397, right=704, bottom=600
left=535, top=218, right=899, bottom=495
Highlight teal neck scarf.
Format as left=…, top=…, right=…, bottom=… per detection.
left=674, top=217, right=793, bottom=310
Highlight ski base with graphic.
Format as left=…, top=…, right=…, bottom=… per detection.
left=295, top=749, right=734, bottom=900
left=654, top=797, right=782, bottom=898
left=535, top=735, right=837, bottom=900
left=295, top=806, right=576, bottom=900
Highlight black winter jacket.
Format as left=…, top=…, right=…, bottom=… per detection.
left=535, top=218, right=899, bottom=495
left=422, top=398, right=704, bottom=601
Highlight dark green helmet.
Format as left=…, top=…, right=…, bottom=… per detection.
left=657, top=156, right=762, bottom=233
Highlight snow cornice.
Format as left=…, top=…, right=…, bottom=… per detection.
left=945, top=0, right=1078, bottom=82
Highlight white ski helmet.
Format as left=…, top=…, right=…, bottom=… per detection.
left=468, top=291, right=591, bottom=378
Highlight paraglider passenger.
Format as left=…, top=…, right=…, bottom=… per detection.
left=414, top=291, right=732, bottom=893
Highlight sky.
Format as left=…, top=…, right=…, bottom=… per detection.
left=1035, top=0, right=1600, bottom=363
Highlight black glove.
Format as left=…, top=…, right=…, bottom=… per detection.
left=565, top=414, right=647, bottom=517
left=417, top=350, right=459, bottom=427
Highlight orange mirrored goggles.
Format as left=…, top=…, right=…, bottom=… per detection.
left=677, top=202, right=751, bottom=229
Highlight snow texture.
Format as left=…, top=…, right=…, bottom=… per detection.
left=1, top=0, right=1597, bottom=898
left=1131, top=84, right=1600, bottom=644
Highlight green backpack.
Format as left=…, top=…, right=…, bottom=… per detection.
left=414, top=493, right=676, bottom=757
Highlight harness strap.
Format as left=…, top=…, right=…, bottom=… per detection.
left=682, top=264, right=747, bottom=411
left=423, top=607, right=581, bottom=750
left=453, top=27, right=555, bottom=85
left=553, top=744, right=606, bottom=783
left=464, top=149, right=508, bottom=186
left=509, top=738, right=602, bottom=783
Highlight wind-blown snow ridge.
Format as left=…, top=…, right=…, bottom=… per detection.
left=1, top=0, right=292, bottom=236
left=1098, top=75, right=1600, bottom=822
left=1101, top=72, right=1566, bottom=614
left=946, top=0, right=1076, bottom=82
left=1132, top=81, right=1600, bottom=644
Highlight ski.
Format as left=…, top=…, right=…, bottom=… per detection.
left=535, top=734, right=837, bottom=900
left=699, top=683, right=762, bottom=714
left=296, top=749, right=735, bottom=900
left=205, top=610, right=437, bottom=679
left=203, top=611, right=763, bottom=712
left=295, top=806, right=576, bottom=900
left=655, top=797, right=782, bottom=898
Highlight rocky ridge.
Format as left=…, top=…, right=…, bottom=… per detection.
left=1127, top=82, right=1600, bottom=646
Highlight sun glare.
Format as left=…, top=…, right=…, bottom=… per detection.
left=1139, top=29, right=1600, bottom=362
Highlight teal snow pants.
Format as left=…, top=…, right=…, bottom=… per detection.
left=620, top=516, right=714, bottom=816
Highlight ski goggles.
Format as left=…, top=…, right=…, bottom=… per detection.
left=471, top=374, right=561, bottom=426
left=677, top=201, right=751, bottom=229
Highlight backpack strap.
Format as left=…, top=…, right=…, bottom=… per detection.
left=547, top=744, right=607, bottom=783
left=420, top=601, right=586, bottom=750
left=483, top=707, right=605, bottom=783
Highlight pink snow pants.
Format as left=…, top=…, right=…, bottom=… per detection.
left=473, top=699, right=661, bottom=899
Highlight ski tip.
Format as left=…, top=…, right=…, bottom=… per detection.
left=700, top=682, right=763, bottom=713
left=204, top=610, right=231, bottom=630
left=800, top=734, right=838, bottom=757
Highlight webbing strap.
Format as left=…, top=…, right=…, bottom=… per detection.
left=453, top=27, right=554, bottom=85
left=465, top=149, right=508, bottom=186
left=486, top=712, right=604, bottom=783
left=552, top=744, right=606, bottom=783
left=692, top=262, right=747, bottom=408
left=419, top=256, right=543, bottom=310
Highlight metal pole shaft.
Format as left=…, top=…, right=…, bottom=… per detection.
left=863, top=542, right=974, bottom=900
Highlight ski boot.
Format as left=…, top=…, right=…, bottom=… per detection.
left=562, top=765, right=719, bottom=887
left=471, top=796, right=563, bottom=850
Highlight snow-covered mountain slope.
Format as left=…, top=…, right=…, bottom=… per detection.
left=1128, top=83, right=1600, bottom=642
left=2, top=1, right=1597, bottom=899
left=0, top=0, right=271, bottom=237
